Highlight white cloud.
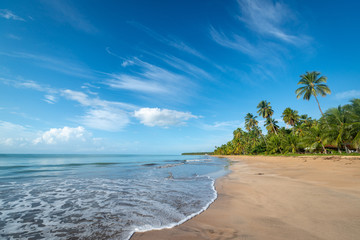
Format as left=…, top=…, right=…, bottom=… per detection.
left=336, top=90, right=360, bottom=100
left=237, top=0, right=310, bottom=45
left=105, top=58, right=193, bottom=97
left=62, top=89, right=91, bottom=106
left=81, top=109, right=129, bottom=131
left=0, top=121, right=36, bottom=148
left=61, top=89, right=136, bottom=110
left=0, top=9, right=25, bottom=21
left=0, top=121, right=107, bottom=153
left=61, top=89, right=133, bottom=131
left=134, top=108, right=198, bottom=127
left=43, top=95, right=57, bottom=104
left=0, top=121, right=27, bottom=136
left=34, top=126, right=88, bottom=144
left=106, top=75, right=169, bottom=94
left=121, top=60, right=135, bottom=67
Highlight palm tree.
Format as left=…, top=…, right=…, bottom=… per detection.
left=295, top=71, right=331, bottom=116
left=265, top=118, right=279, bottom=134
left=244, top=113, right=258, bottom=131
left=282, top=107, right=300, bottom=130
left=302, top=121, right=328, bottom=154
left=348, top=99, right=360, bottom=152
left=322, top=105, right=352, bottom=153
left=257, top=100, right=277, bottom=135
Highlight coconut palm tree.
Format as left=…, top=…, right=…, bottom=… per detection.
left=348, top=99, right=360, bottom=152
left=244, top=113, right=258, bottom=131
left=295, top=71, right=331, bottom=116
left=322, top=105, right=352, bottom=153
left=302, top=121, right=328, bottom=154
left=265, top=118, right=279, bottom=134
left=257, top=100, right=277, bottom=135
left=282, top=107, right=300, bottom=130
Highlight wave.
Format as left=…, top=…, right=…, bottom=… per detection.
left=130, top=177, right=217, bottom=240
left=141, top=163, right=158, bottom=167
left=0, top=162, right=124, bottom=170
left=157, top=163, right=184, bottom=169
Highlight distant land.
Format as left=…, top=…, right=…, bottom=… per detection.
left=181, top=152, right=213, bottom=155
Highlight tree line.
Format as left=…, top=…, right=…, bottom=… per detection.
left=213, top=71, right=360, bottom=155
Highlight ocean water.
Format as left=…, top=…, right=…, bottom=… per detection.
left=0, top=154, right=229, bottom=240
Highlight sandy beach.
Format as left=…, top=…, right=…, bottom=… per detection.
left=132, top=155, right=360, bottom=240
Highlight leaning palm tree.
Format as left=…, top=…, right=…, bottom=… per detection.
left=244, top=113, right=258, bottom=131
left=265, top=118, right=279, bottom=134
left=257, top=100, right=277, bottom=135
left=295, top=71, right=331, bottom=116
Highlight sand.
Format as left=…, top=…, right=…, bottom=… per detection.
left=131, top=155, right=360, bottom=240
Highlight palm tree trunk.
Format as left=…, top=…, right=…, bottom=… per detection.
left=337, top=147, right=342, bottom=154
left=268, top=117, right=278, bottom=135
left=314, top=95, right=324, bottom=116
left=260, top=133, right=268, bottom=147
left=321, top=143, right=327, bottom=154
left=271, top=123, right=278, bottom=135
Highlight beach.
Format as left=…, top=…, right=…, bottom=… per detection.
left=132, top=155, right=360, bottom=240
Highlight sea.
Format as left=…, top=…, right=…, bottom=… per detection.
left=0, top=154, right=229, bottom=240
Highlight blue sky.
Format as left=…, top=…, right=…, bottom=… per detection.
left=1, top=0, right=360, bottom=154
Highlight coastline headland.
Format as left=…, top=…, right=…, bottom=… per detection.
left=132, top=155, right=360, bottom=240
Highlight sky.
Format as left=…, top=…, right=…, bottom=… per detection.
left=0, top=0, right=360, bottom=154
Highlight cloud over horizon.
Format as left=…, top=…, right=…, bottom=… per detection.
left=33, top=126, right=88, bottom=144
left=134, top=108, right=198, bottom=127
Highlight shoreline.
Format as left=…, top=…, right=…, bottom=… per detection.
left=131, top=155, right=360, bottom=240
left=129, top=177, right=219, bottom=239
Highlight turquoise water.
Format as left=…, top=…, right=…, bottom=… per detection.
left=0, top=154, right=228, bottom=239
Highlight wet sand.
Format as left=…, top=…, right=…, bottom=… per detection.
left=131, top=155, right=360, bottom=240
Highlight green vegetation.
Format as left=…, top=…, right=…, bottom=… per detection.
left=182, top=152, right=213, bottom=155
left=214, top=72, right=360, bottom=155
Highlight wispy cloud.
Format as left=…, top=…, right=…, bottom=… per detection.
left=104, top=57, right=195, bottom=98
left=236, top=0, right=310, bottom=45
left=0, top=77, right=134, bottom=131
left=133, top=108, right=198, bottom=127
left=0, top=121, right=34, bottom=148
left=41, top=0, right=97, bottom=33
left=209, top=26, right=260, bottom=58
left=0, top=51, right=95, bottom=79
left=200, top=120, right=244, bottom=131
left=61, top=89, right=133, bottom=131
left=335, top=90, right=360, bottom=100
left=0, top=9, right=25, bottom=21
left=128, top=21, right=206, bottom=60
left=0, top=77, right=57, bottom=95
left=43, top=95, right=57, bottom=104
left=105, top=47, right=135, bottom=67
left=106, top=75, right=169, bottom=94
left=6, top=34, right=21, bottom=40
left=150, top=52, right=213, bottom=80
